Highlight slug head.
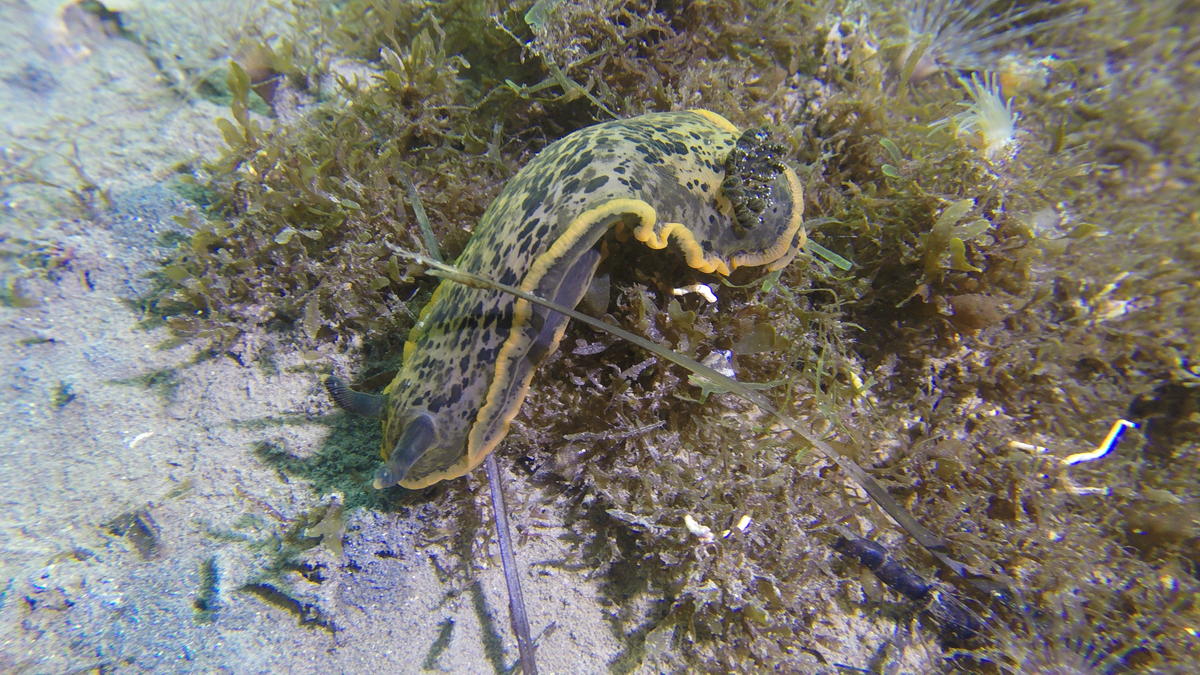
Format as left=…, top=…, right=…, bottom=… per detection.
left=375, top=389, right=485, bottom=490
left=374, top=410, right=439, bottom=489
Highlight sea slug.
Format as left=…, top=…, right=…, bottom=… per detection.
left=332, top=110, right=805, bottom=489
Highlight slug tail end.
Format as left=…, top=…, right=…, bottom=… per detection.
left=325, top=375, right=386, bottom=419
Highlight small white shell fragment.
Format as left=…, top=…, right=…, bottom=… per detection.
left=700, top=349, right=736, bottom=379
left=1008, top=440, right=1048, bottom=454
left=1063, top=419, right=1137, bottom=465
left=722, top=515, right=753, bottom=539
left=671, top=283, right=718, bottom=303
left=683, top=514, right=715, bottom=544
left=128, top=431, right=155, bottom=449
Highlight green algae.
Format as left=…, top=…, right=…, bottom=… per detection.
left=109, top=368, right=183, bottom=404
left=193, top=556, right=220, bottom=623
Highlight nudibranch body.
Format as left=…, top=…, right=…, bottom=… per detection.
left=375, top=110, right=805, bottom=489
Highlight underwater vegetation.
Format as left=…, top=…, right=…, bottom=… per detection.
left=881, top=0, right=1081, bottom=81
left=141, top=0, right=1200, bottom=670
